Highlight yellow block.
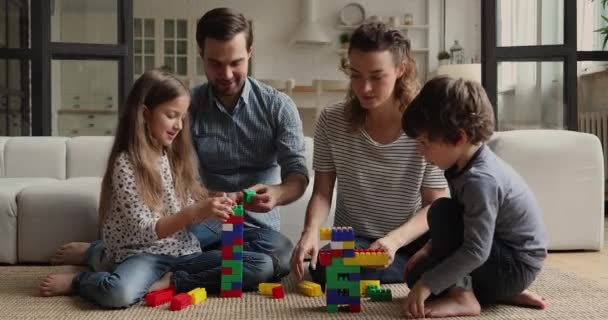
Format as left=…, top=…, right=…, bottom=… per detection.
left=258, top=283, right=281, bottom=295
left=355, top=251, right=389, bottom=267
left=360, top=280, right=380, bottom=295
left=343, top=241, right=355, bottom=249
left=297, top=280, right=323, bottom=297
left=320, top=227, right=332, bottom=241
left=188, top=287, right=207, bottom=304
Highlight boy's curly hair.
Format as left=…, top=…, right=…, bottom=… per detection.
left=402, top=76, right=495, bottom=144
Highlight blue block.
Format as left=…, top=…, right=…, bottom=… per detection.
left=327, top=294, right=360, bottom=305
left=232, top=252, right=243, bottom=260
left=232, top=282, right=242, bottom=289
left=343, top=249, right=355, bottom=257
left=233, top=224, right=244, bottom=235
left=348, top=273, right=361, bottom=281
left=326, top=289, right=339, bottom=297
left=222, top=232, right=234, bottom=245
left=344, top=228, right=355, bottom=241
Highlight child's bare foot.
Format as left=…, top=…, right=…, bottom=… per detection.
left=50, top=242, right=90, bottom=265
left=425, top=288, right=481, bottom=318
left=504, top=290, right=547, bottom=309
left=148, top=272, right=173, bottom=293
left=39, top=273, right=77, bottom=296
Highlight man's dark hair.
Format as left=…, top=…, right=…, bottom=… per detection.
left=402, top=76, right=495, bottom=144
left=196, top=7, right=253, bottom=53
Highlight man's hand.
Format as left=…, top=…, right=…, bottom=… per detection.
left=242, top=184, right=279, bottom=213
left=369, top=235, right=400, bottom=267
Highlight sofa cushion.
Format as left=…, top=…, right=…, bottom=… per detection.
left=67, top=136, right=113, bottom=178
left=4, top=137, right=68, bottom=179
left=0, top=178, right=57, bottom=264
left=17, top=177, right=101, bottom=263
left=488, top=130, right=605, bottom=250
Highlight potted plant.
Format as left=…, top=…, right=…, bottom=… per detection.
left=593, top=0, right=608, bottom=48
left=339, top=32, right=350, bottom=49
left=437, top=51, right=450, bottom=65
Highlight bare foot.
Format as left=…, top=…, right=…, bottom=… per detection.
left=425, top=288, right=481, bottom=318
left=504, top=290, right=547, bottom=309
left=50, top=242, right=90, bottom=266
left=39, top=273, right=77, bottom=297
left=148, top=272, right=173, bottom=293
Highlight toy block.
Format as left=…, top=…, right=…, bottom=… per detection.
left=221, top=233, right=234, bottom=245
left=349, top=304, right=361, bottom=313
left=365, top=285, right=379, bottom=297
left=243, top=189, right=256, bottom=203
left=233, top=245, right=243, bottom=252
left=331, top=227, right=354, bottom=242
left=233, top=223, right=244, bottom=234
left=327, top=292, right=360, bottom=305
left=297, top=281, right=322, bottom=297
left=369, top=288, right=392, bottom=302
left=188, top=288, right=207, bottom=305
left=221, top=267, right=232, bottom=275
left=145, top=287, right=175, bottom=307
left=259, top=283, right=281, bottom=295
left=220, top=289, right=242, bottom=298
left=320, top=227, right=332, bottom=241
left=331, top=250, right=343, bottom=257
left=353, top=250, right=389, bottom=267
left=233, top=237, right=244, bottom=245
left=343, top=257, right=358, bottom=265
left=232, top=282, right=242, bottom=290
left=360, top=280, right=380, bottom=295
left=331, top=257, right=344, bottom=266
left=231, top=252, right=243, bottom=260
left=169, top=293, right=192, bottom=311
left=221, top=282, right=233, bottom=290
left=330, top=241, right=343, bottom=250
left=343, top=241, right=355, bottom=249
left=343, top=249, right=355, bottom=257
left=348, top=273, right=361, bottom=281
left=221, top=273, right=242, bottom=282
left=326, top=305, right=339, bottom=313
left=272, top=285, right=285, bottom=299
left=232, top=204, right=244, bottom=217
left=222, top=223, right=233, bottom=232
left=222, top=259, right=243, bottom=270
left=225, top=216, right=245, bottom=224
left=319, top=251, right=332, bottom=266
left=221, top=246, right=232, bottom=259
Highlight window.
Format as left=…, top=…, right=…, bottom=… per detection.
left=163, top=19, right=188, bottom=76
left=133, top=18, right=155, bottom=76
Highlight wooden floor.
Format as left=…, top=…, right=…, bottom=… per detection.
left=544, top=217, right=608, bottom=287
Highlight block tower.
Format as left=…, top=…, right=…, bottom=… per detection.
left=319, top=227, right=390, bottom=313
left=220, top=189, right=255, bottom=298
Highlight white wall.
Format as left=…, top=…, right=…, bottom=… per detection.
left=444, top=0, right=480, bottom=63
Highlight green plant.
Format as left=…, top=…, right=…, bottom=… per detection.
left=437, top=50, right=450, bottom=60
left=339, top=32, right=350, bottom=44
left=594, top=0, right=608, bottom=49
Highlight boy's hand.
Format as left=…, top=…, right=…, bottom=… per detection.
left=192, top=195, right=234, bottom=222
left=402, top=281, right=432, bottom=319
left=369, top=236, right=399, bottom=267
left=241, top=184, right=278, bottom=213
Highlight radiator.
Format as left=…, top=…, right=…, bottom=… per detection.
left=579, top=111, right=608, bottom=178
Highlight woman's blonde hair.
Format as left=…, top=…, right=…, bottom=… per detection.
left=99, top=69, right=207, bottom=222
left=342, top=22, right=419, bottom=131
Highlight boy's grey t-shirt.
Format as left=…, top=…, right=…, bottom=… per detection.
left=421, top=145, right=547, bottom=295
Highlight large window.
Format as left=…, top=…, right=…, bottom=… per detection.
left=133, top=18, right=155, bottom=76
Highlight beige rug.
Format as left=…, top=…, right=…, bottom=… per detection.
left=1, top=265, right=607, bottom=319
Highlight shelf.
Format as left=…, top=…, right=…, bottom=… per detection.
left=337, top=24, right=429, bottom=31
left=336, top=48, right=429, bottom=55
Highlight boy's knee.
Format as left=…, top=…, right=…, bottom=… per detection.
left=243, top=254, right=274, bottom=290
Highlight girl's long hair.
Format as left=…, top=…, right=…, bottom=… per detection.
left=99, top=69, right=207, bottom=222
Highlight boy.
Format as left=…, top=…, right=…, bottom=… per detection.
left=400, top=77, right=548, bottom=318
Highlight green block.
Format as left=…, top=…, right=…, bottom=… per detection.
left=365, top=285, right=379, bottom=296
left=232, top=205, right=244, bottom=217
left=326, top=265, right=360, bottom=281
left=331, top=257, right=344, bottom=266
left=222, top=259, right=243, bottom=269
left=243, top=189, right=255, bottom=203
left=326, top=305, right=339, bottom=313
left=326, top=279, right=360, bottom=296
left=221, top=273, right=242, bottom=282
left=221, top=282, right=233, bottom=290
left=233, top=245, right=243, bottom=253
left=370, top=288, right=392, bottom=302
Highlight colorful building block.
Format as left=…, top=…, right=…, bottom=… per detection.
left=272, top=285, right=285, bottom=299
left=220, top=289, right=242, bottom=298
left=188, top=287, right=207, bottom=304
left=220, top=205, right=244, bottom=298
left=369, top=288, right=392, bottom=302
left=169, top=293, right=192, bottom=311
left=360, top=280, right=381, bottom=295
left=297, top=280, right=323, bottom=297
left=145, top=287, right=175, bottom=307
left=320, top=227, right=332, bottom=241
left=259, top=283, right=281, bottom=295
left=243, top=189, right=256, bottom=203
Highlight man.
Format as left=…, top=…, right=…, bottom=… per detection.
left=50, top=7, right=308, bottom=289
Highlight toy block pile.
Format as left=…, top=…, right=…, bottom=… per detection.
left=319, top=227, right=391, bottom=313
left=258, top=283, right=285, bottom=299
left=145, top=286, right=207, bottom=311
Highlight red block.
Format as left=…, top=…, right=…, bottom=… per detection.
left=272, top=285, right=285, bottom=299
left=319, top=251, right=332, bottom=266
left=233, top=238, right=244, bottom=245
left=226, top=216, right=244, bottom=224
left=221, top=246, right=232, bottom=259
left=145, top=287, right=175, bottom=307
left=331, top=249, right=343, bottom=257
left=220, top=289, right=243, bottom=298
left=169, top=293, right=192, bottom=311
left=349, top=304, right=361, bottom=313
left=221, top=267, right=232, bottom=275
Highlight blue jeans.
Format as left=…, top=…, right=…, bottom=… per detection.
left=309, top=234, right=428, bottom=285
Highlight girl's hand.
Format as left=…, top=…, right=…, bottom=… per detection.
left=191, top=195, right=234, bottom=222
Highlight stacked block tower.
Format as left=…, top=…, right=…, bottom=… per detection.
left=220, top=189, right=255, bottom=298
left=319, top=227, right=390, bottom=313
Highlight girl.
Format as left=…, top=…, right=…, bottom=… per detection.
left=291, top=22, right=448, bottom=283
left=39, top=69, right=235, bottom=308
